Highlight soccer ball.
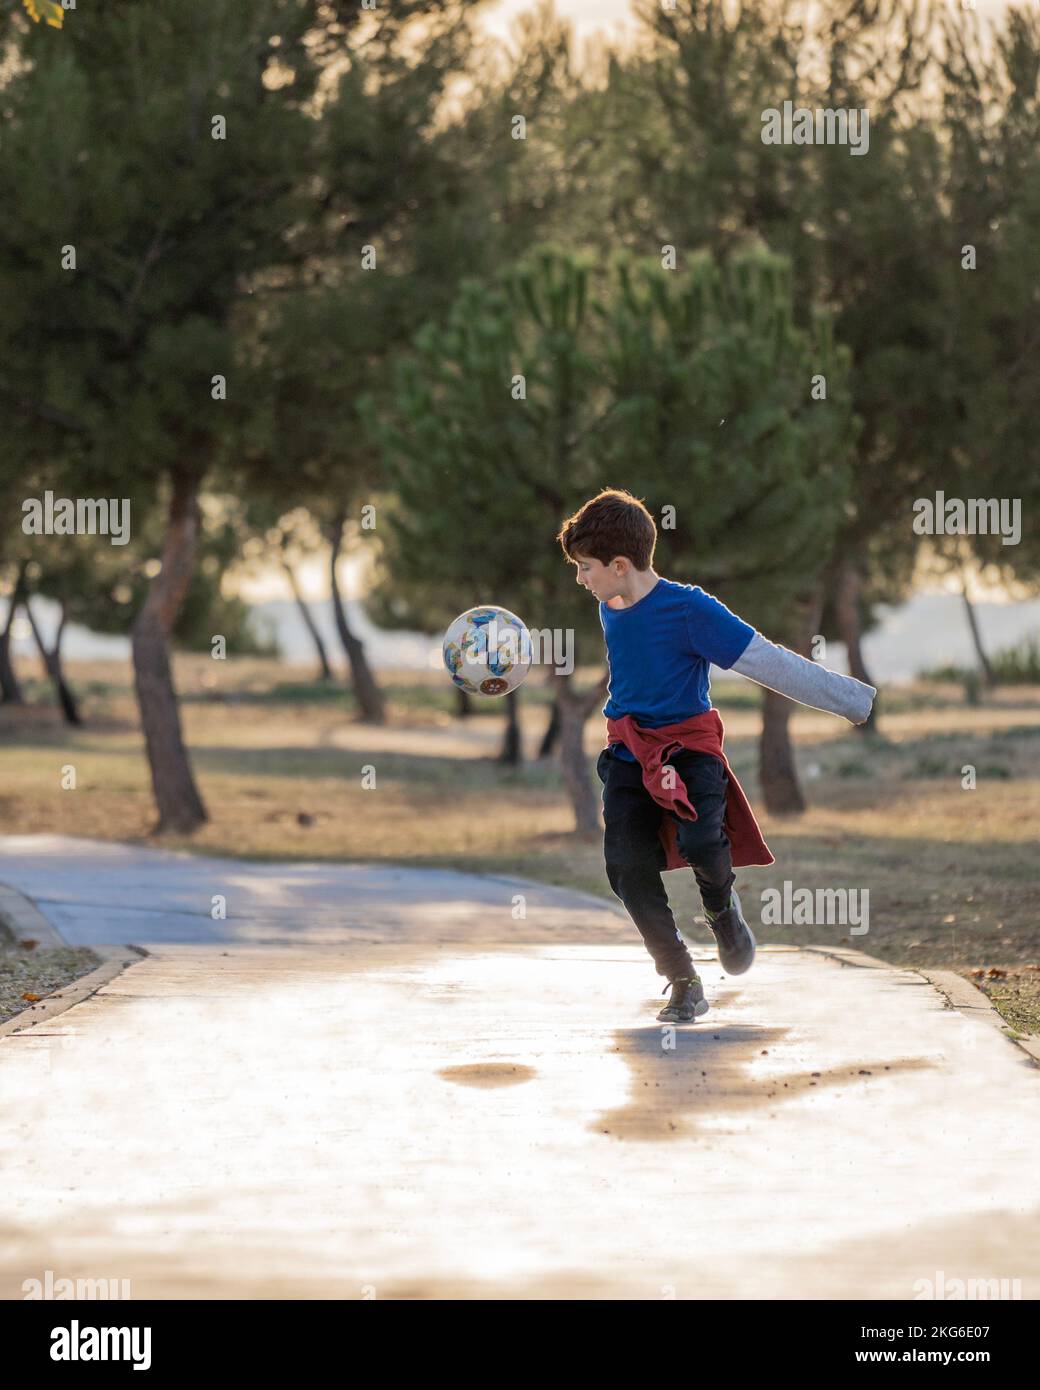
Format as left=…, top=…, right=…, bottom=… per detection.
left=442, top=605, right=534, bottom=697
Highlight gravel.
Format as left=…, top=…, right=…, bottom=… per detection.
left=0, top=940, right=103, bottom=1026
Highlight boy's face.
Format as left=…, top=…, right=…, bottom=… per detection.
left=573, top=552, right=628, bottom=600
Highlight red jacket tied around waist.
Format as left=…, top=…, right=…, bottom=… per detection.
left=604, top=710, right=775, bottom=872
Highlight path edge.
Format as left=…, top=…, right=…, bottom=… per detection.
left=0, top=880, right=67, bottom=948
left=0, top=944, right=146, bottom=1039
left=0, top=881, right=148, bottom=1038
left=802, top=943, right=1040, bottom=1069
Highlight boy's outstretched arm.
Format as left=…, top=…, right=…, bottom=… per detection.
left=729, top=631, right=877, bottom=725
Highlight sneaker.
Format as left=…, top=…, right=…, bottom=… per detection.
left=704, top=888, right=756, bottom=975
left=657, top=972, right=709, bottom=1023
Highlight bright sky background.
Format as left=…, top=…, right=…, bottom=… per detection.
left=479, top=0, right=1019, bottom=50
left=481, top=0, right=639, bottom=49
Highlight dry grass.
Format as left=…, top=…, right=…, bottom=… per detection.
left=1, top=656, right=1037, bottom=1031
left=970, top=965, right=1040, bottom=1038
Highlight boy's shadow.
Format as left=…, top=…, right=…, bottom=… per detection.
left=589, top=1018, right=934, bottom=1141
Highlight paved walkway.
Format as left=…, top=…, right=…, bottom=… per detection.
left=0, top=834, right=627, bottom=947
left=1, top=836, right=1038, bottom=1299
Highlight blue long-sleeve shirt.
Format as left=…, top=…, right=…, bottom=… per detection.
left=599, top=578, right=754, bottom=761
left=599, top=577, right=877, bottom=758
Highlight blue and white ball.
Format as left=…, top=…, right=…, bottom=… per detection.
left=442, top=605, right=534, bottom=697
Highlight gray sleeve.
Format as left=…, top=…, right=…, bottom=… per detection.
left=729, top=631, right=876, bottom=724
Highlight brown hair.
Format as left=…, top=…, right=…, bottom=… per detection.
left=556, top=488, right=657, bottom=570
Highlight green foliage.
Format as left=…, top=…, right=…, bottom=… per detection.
left=360, top=247, right=602, bottom=650
left=0, top=0, right=322, bottom=504
left=591, top=248, right=857, bottom=639
left=922, top=633, right=1040, bottom=687
left=361, top=244, right=855, bottom=651
left=4, top=0, right=1038, bottom=678
left=992, top=635, right=1040, bottom=684
left=933, top=6, right=1040, bottom=592
left=0, top=0, right=518, bottom=728
left=534, top=0, right=1040, bottom=623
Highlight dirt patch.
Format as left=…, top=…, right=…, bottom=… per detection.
left=439, top=1063, right=538, bottom=1087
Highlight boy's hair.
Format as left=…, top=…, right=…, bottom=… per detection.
left=556, top=488, right=657, bottom=571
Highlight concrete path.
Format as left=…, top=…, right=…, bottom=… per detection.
left=0, top=834, right=626, bottom=947
left=1, top=835, right=1038, bottom=1300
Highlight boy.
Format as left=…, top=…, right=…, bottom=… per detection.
left=556, top=488, right=876, bottom=1024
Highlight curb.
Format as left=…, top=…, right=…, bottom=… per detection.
left=0, top=943, right=147, bottom=1039
left=0, top=881, right=68, bottom=949
left=917, top=966, right=1040, bottom=1068
left=0, top=876, right=148, bottom=1039
left=800, top=944, right=893, bottom=971
left=801, top=944, right=1040, bottom=1069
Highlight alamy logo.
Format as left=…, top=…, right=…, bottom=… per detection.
left=460, top=619, right=574, bottom=676
left=760, top=880, right=869, bottom=934
left=23, top=1270, right=131, bottom=1300
left=912, top=491, right=1021, bottom=545
left=50, top=1320, right=151, bottom=1370
left=913, top=1271, right=1021, bottom=1300
left=22, top=490, right=130, bottom=546
left=761, top=100, right=869, bottom=155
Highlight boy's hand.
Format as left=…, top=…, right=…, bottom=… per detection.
left=850, top=692, right=877, bottom=725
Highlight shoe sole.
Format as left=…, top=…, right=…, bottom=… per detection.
left=656, top=998, right=710, bottom=1023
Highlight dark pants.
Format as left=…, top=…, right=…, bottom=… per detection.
left=596, top=745, right=735, bottom=981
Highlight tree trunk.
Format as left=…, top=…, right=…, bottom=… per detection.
left=759, top=688, right=805, bottom=815
left=498, top=688, right=522, bottom=765
left=0, top=625, right=22, bottom=704
left=960, top=571, right=995, bottom=687
left=50, top=607, right=81, bottom=726
left=833, top=555, right=879, bottom=733
left=552, top=668, right=608, bottom=834
left=327, top=516, right=386, bottom=724
left=131, top=472, right=208, bottom=833
left=0, top=562, right=27, bottom=705
left=538, top=686, right=560, bottom=758
left=756, top=586, right=823, bottom=817
left=453, top=686, right=472, bottom=718
left=282, top=558, right=333, bottom=680
left=24, top=597, right=82, bottom=725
